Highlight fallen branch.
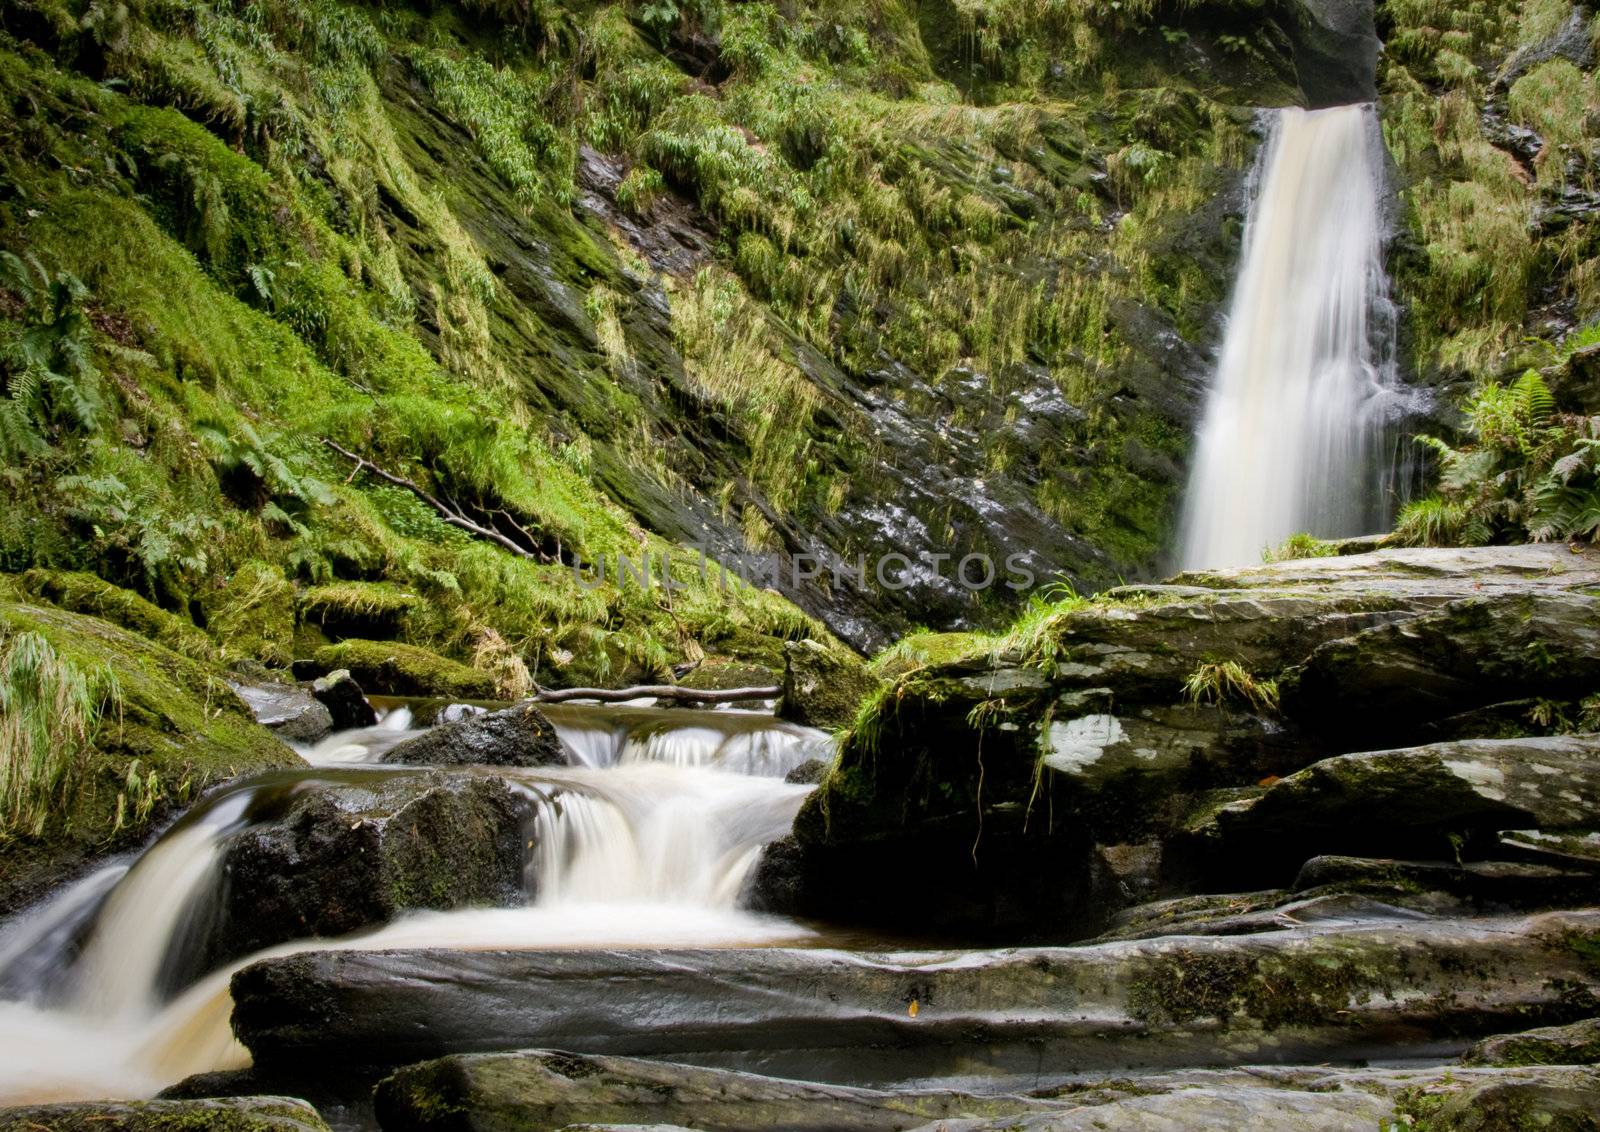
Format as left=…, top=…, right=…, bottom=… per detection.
left=531, top=684, right=781, bottom=705
left=321, top=438, right=553, bottom=563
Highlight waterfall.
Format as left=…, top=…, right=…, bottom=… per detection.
left=0, top=702, right=826, bottom=1104
left=1178, top=103, right=1404, bottom=570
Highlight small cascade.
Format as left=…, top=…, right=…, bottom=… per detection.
left=1179, top=103, right=1411, bottom=569
left=0, top=699, right=828, bottom=1104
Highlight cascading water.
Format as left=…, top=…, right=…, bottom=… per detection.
left=0, top=702, right=828, bottom=1104
left=1178, top=103, right=1406, bottom=570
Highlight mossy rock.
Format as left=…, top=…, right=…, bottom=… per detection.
left=18, top=570, right=217, bottom=662
left=0, top=1096, right=331, bottom=1131
left=676, top=656, right=781, bottom=692
left=201, top=562, right=296, bottom=669
left=297, top=582, right=421, bottom=642
left=1464, top=1017, right=1600, bottom=1068
left=207, top=771, right=532, bottom=967
left=0, top=601, right=299, bottom=912
left=777, top=638, right=882, bottom=731
left=306, top=639, right=497, bottom=699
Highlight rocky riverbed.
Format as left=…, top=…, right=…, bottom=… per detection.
left=0, top=544, right=1597, bottom=1131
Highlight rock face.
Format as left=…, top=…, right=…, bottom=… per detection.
left=231, top=682, right=335, bottom=744
left=230, top=910, right=1600, bottom=1080
left=758, top=545, right=1600, bottom=937
left=1281, top=0, right=1379, bottom=107
left=206, top=771, right=535, bottom=966
left=374, top=1050, right=1052, bottom=1132
left=0, top=1097, right=330, bottom=1131
left=379, top=702, right=569, bottom=768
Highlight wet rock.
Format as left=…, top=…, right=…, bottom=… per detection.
left=913, top=1085, right=1390, bottom=1131
left=1293, top=854, right=1600, bottom=910
left=1501, top=828, right=1600, bottom=867
left=1284, top=593, right=1600, bottom=747
left=373, top=1049, right=1055, bottom=1132
left=208, top=770, right=535, bottom=965
left=231, top=681, right=335, bottom=743
left=778, top=638, right=882, bottom=731
left=231, top=910, right=1600, bottom=1080
left=1194, top=737, right=1600, bottom=886
left=310, top=669, right=376, bottom=731
left=0, top=1097, right=330, bottom=1131
left=911, top=1065, right=1600, bottom=1131
left=379, top=701, right=569, bottom=768
left=783, top=759, right=830, bottom=785
left=1282, top=0, right=1379, bottom=107
left=1464, top=1017, right=1600, bottom=1067
left=298, top=639, right=497, bottom=699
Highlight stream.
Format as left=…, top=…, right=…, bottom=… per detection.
left=0, top=701, right=833, bottom=1106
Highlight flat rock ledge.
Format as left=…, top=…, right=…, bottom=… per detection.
left=366, top=1051, right=1600, bottom=1132
left=0, top=1096, right=330, bottom=1131
left=232, top=910, right=1600, bottom=1082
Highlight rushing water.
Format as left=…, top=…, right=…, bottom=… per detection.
left=0, top=702, right=828, bottom=1104
left=1179, top=103, right=1409, bottom=569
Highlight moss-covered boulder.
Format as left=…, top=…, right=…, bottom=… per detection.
left=0, top=601, right=300, bottom=913
left=379, top=702, right=569, bottom=768
left=18, top=570, right=216, bottom=662
left=0, top=1097, right=330, bottom=1132
left=1464, top=1017, right=1600, bottom=1068
left=777, top=638, right=882, bottom=731
left=207, top=770, right=535, bottom=966
left=302, top=640, right=497, bottom=699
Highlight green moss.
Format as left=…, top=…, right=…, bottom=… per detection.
left=19, top=569, right=216, bottom=661
left=201, top=561, right=296, bottom=668
left=311, top=638, right=497, bottom=699
left=0, top=599, right=297, bottom=907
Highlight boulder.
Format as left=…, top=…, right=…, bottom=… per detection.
left=373, top=1049, right=1055, bottom=1132
left=1284, top=593, right=1600, bottom=747
left=783, top=758, right=830, bottom=785
left=231, top=910, right=1600, bottom=1080
left=0, top=601, right=300, bottom=914
left=1193, top=737, right=1600, bottom=886
left=231, top=681, right=335, bottom=743
left=379, top=702, right=569, bottom=768
left=299, top=639, right=497, bottom=699
left=0, top=1097, right=329, bottom=1131
left=309, top=669, right=376, bottom=730
left=778, top=638, right=882, bottom=731
left=206, top=770, right=535, bottom=966
left=1464, top=1017, right=1600, bottom=1067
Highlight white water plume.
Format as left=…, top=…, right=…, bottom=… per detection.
left=1179, top=103, right=1407, bottom=569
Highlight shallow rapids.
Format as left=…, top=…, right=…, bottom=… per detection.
left=0, top=700, right=829, bottom=1104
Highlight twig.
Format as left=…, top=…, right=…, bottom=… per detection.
left=321, top=438, right=552, bottom=563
